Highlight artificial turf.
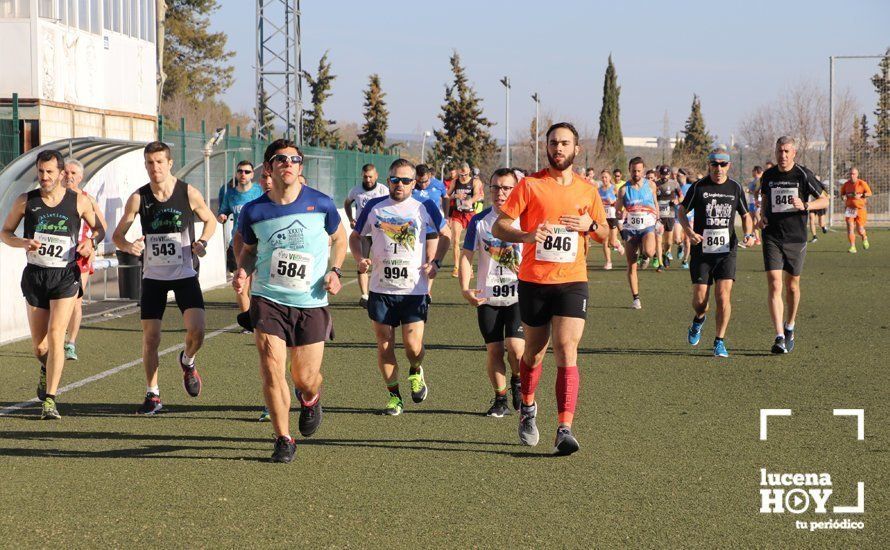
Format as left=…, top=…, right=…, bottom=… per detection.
left=0, top=230, right=886, bottom=547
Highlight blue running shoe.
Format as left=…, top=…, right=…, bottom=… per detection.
left=783, top=327, right=795, bottom=353
left=713, top=339, right=729, bottom=358
left=687, top=316, right=705, bottom=346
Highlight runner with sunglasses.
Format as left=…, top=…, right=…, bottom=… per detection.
left=678, top=149, right=754, bottom=357
left=350, top=159, right=451, bottom=416
left=460, top=168, right=525, bottom=417
left=234, top=139, right=347, bottom=463
left=219, top=160, right=264, bottom=318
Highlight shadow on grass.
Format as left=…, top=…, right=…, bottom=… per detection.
left=0, top=402, right=265, bottom=419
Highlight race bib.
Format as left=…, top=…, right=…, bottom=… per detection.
left=233, top=204, right=243, bottom=216
left=27, top=232, right=72, bottom=268
left=772, top=188, right=798, bottom=213
left=844, top=207, right=859, bottom=219
left=658, top=200, right=672, bottom=218
left=145, top=233, right=183, bottom=267
left=625, top=212, right=656, bottom=231
left=702, top=228, right=730, bottom=254
left=484, top=260, right=518, bottom=305
left=604, top=205, right=616, bottom=219
left=535, top=225, right=578, bottom=263
left=377, top=258, right=418, bottom=291
left=269, top=249, right=313, bottom=292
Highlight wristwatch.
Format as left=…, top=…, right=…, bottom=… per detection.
left=431, top=259, right=442, bottom=269
left=329, top=266, right=342, bottom=278
left=588, top=221, right=599, bottom=233
left=196, top=239, right=208, bottom=248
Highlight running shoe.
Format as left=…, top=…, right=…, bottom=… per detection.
left=821, top=226, right=828, bottom=234
left=687, top=317, right=705, bottom=346
left=677, top=245, right=684, bottom=260
left=666, top=251, right=674, bottom=261
left=383, top=395, right=403, bottom=416
left=811, top=236, right=818, bottom=243
left=258, top=407, right=271, bottom=422
left=784, top=327, right=795, bottom=353
left=41, top=398, right=61, bottom=420
left=603, top=262, right=612, bottom=270
left=553, top=426, right=580, bottom=456
left=848, top=246, right=857, bottom=254
left=771, top=336, right=787, bottom=354
left=297, top=394, right=323, bottom=437
left=651, top=257, right=661, bottom=269
left=713, top=339, right=729, bottom=358
left=617, top=243, right=625, bottom=255
left=664, top=255, right=671, bottom=268
left=486, top=396, right=510, bottom=418
left=631, top=298, right=642, bottom=310
left=451, top=267, right=459, bottom=278
left=518, top=402, right=540, bottom=446
left=656, top=265, right=664, bottom=273
left=510, top=375, right=521, bottom=411
left=640, top=256, right=651, bottom=270
left=271, top=435, right=296, bottom=463
left=136, top=392, right=163, bottom=415
left=358, top=297, right=368, bottom=309
left=681, top=261, right=689, bottom=270
left=37, top=367, right=47, bottom=401
left=408, top=367, right=428, bottom=403
left=64, top=343, right=78, bottom=361
left=180, top=351, right=202, bottom=397
left=863, top=238, right=870, bottom=250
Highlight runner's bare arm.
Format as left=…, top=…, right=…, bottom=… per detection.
left=0, top=194, right=37, bottom=250
left=677, top=205, right=702, bottom=244
left=348, top=230, right=371, bottom=273
left=459, top=248, right=485, bottom=306
left=86, top=194, right=108, bottom=242
left=343, top=197, right=356, bottom=227
left=112, top=192, right=145, bottom=255
left=76, top=193, right=102, bottom=256
left=471, top=178, right=484, bottom=203
left=324, top=224, right=347, bottom=294
left=188, top=185, right=217, bottom=255
left=233, top=242, right=257, bottom=294
left=492, top=212, right=537, bottom=244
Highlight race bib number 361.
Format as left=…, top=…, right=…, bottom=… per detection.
left=535, top=225, right=578, bottom=263
left=270, top=249, right=313, bottom=292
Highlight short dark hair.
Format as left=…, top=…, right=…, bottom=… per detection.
left=545, top=122, right=580, bottom=144
left=144, top=141, right=172, bottom=160
left=36, top=149, right=64, bottom=171
left=361, top=163, right=377, bottom=173
left=415, top=164, right=431, bottom=177
left=753, top=165, right=763, bottom=173
left=263, top=138, right=302, bottom=164
left=388, top=158, right=416, bottom=178
left=490, top=167, right=519, bottom=184
left=237, top=160, right=254, bottom=169
left=628, top=156, right=645, bottom=168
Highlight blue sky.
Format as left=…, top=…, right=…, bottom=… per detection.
left=214, top=0, right=889, bottom=143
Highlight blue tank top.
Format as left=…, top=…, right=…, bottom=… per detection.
left=623, top=180, right=656, bottom=210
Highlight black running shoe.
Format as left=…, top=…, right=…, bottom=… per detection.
left=297, top=394, right=323, bottom=437
left=180, top=352, right=202, bottom=397
left=771, top=336, right=787, bottom=354
left=485, top=396, right=510, bottom=418
left=136, top=392, right=163, bottom=415
left=553, top=426, right=580, bottom=456
left=271, top=435, right=296, bottom=463
left=510, top=375, right=521, bottom=411
left=358, top=297, right=368, bottom=309
left=784, top=328, right=795, bottom=353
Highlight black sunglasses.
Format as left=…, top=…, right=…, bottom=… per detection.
left=270, top=154, right=303, bottom=165
left=388, top=177, right=414, bottom=185
left=237, top=169, right=253, bottom=174
left=710, top=161, right=729, bottom=168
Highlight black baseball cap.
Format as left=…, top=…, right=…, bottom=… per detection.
left=659, top=166, right=671, bottom=176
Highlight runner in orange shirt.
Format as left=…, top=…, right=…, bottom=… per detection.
left=840, top=167, right=872, bottom=253
left=493, top=122, right=608, bottom=456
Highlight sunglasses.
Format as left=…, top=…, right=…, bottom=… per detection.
left=710, top=161, right=730, bottom=168
left=388, top=177, right=414, bottom=185
left=489, top=185, right=514, bottom=193
left=237, top=169, right=253, bottom=174
left=270, top=154, right=303, bottom=165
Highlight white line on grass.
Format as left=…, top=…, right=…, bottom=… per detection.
left=0, top=323, right=238, bottom=416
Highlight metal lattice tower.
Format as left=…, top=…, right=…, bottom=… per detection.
left=256, top=0, right=302, bottom=144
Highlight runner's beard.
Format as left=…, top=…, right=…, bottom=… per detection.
left=547, top=150, right=575, bottom=171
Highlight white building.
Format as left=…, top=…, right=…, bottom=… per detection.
left=0, top=0, right=158, bottom=147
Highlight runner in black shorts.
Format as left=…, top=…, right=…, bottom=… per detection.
left=758, top=136, right=829, bottom=354
left=1, top=149, right=103, bottom=419
left=113, top=141, right=217, bottom=414
left=460, top=168, right=526, bottom=417
left=655, top=165, right=683, bottom=272
left=678, top=148, right=754, bottom=358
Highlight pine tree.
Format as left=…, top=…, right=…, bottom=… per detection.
left=671, top=133, right=686, bottom=165
left=162, top=0, right=234, bottom=102
left=681, top=94, right=713, bottom=161
left=595, top=55, right=626, bottom=170
left=430, top=52, right=498, bottom=170
left=256, top=88, right=275, bottom=140
left=358, top=74, right=389, bottom=152
left=872, top=47, right=890, bottom=151
left=849, top=114, right=870, bottom=168
left=303, top=51, right=339, bottom=148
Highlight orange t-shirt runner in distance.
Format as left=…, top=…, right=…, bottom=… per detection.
left=500, top=169, right=607, bottom=284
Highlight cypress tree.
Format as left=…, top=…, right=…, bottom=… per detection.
left=303, top=51, right=339, bottom=147
left=595, top=55, right=626, bottom=170
left=872, top=48, right=890, bottom=151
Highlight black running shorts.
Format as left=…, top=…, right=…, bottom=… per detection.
left=21, top=264, right=82, bottom=309
left=660, top=217, right=676, bottom=232
left=477, top=303, right=524, bottom=344
left=518, top=280, right=588, bottom=327
left=140, top=276, right=205, bottom=320
left=762, top=238, right=807, bottom=276
left=250, top=295, right=333, bottom=347
left=689, top=251, right=737, bottom=285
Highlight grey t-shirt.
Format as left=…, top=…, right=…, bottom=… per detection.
left=656, top=179, right=682, bottom=218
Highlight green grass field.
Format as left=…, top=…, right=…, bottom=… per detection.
left=0, top=230, right=887, bottom=548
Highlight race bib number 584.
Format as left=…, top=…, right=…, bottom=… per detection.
left=270, top=249, right=313, bottom=292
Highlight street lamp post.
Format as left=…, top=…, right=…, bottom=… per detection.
left=440, top=156, right=453, bottom=182
left=531, top=92, right=541, bottom=172
left=421, top=130, right=431, bottom=164
left=500, top=76, right=511, bottom=167
left=203, top=127, right=227, bottom=203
